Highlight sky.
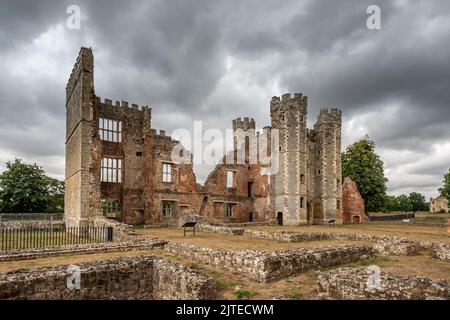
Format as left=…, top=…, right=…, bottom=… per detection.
left=0, top=0, right=449, bottom=199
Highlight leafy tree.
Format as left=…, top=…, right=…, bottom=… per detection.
left=342, top=137, right=388, bottom=212
left=0, top=159, right=64, bottom=213
left=384, top=195, right=398, bottom=212
left=408, top=192, right=428, bottom=212
left=438, top=168, right=450, bottom=201
left=396, top=194, right=413, bottom=212
left=46, top=177, right=65, bottom=213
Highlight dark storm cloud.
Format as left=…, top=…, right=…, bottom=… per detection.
left=0, top=0, right=449, bottom=197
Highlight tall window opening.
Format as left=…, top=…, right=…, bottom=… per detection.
left=162, top=163, right=172, bottom=183
left=99, top=118, right=122, bottom=142
left=101, top=158, right=122, bottom=183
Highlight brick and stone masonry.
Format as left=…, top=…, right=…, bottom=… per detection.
left=341, top=177, right=368, bottom=223
left=0, top=255, right=219, bottom=300
left=65, top=47, right=345, bottom=227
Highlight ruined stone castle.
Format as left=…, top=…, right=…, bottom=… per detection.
left=65, top=48, right=344, bottom=227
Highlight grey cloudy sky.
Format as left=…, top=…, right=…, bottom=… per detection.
left=0, top=0, right=449, bottom=199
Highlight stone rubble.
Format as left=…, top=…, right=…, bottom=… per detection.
left=317, top=267, right=449, bottom=300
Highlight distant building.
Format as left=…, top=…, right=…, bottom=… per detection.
left=430, top=195, right=448, bottom=213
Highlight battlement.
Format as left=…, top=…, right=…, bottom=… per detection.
left=232, top=117, right=256, bottom=131
left=95, top=96, right=150, bottom=112
left=316, top=107, right=342, bottom=125
left=148, top=128, right=177, bottom=142
left=66, top=47, right=93, bottom=100
left=270, top=92, right=308, bottom=114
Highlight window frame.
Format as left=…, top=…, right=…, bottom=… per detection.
left=162, top=201, right=173, bottom=217
left=99, top=117, right=122, bottom=143
left=100, top=157, right=122, bottom=183
left=226, top=170, right=234, bottom=188
left=162, top=163, right=172, bottom=183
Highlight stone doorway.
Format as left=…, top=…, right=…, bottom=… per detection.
left=352, top=215, right=361, bottom=223
left=249, top=212, right=253, bottom=222
left=277, top=212, right=283, bottom=226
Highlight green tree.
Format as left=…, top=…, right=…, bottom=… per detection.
left=438, top=168, right=450, bottom=201
left=408, top=192, right=427, bottom=212
left=342, top=137, right=388, bottom=212
left=396, top=194, right=413, bottom=212
left=384, top=195, right=398, bottom=212
left=0, top=159, right=64, bottom=213
left=46, top=177, right=65, bottom=213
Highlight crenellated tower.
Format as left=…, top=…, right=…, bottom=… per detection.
left=232, top=117, right=256, bottom=164
left=269, top=93, right=308, bottom=225
left=312, top=108, right=342, bottom=224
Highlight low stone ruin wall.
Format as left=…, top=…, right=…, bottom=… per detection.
left=243, top=229, right=334, bottom=242
left=198, top=224, right=450, bottom=261
left=0, top=220, right=65, bottom=229
left=0, top=255, right=218, bottom=300
left=197, top=223, right=245, bottom=235
left=432, top=243, right=450, bottom=261
left=164, top=243, right=373, bottom=282
left=0, top=237, right=167, bottom=262
left=317, top=267, right=449, bottom=300
left=89, top=216, right=137, bottom=242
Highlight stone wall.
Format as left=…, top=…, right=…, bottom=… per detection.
left=432, top=243, right=450, bottom=261
left=164, top=242, right=373, bottom=282
left=0, top=255, right=218, bottom=300
left=0, top=238, right=167, bottom=262
left=317, top=267, right=449, bottom=300
left=0, top=220, right=64, bottom=228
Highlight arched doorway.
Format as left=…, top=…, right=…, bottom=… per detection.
left=200, top=196, right=208, bottom=217
left=276, top=212, right=283, bottom=226
left=352, top=215, right=361, bottom=223
left=249, top=212, right=253, bottom=222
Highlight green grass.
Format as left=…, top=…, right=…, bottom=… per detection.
left=343, top=255, right=392, bottom=268
left=234, top=288, right=258, bottom=300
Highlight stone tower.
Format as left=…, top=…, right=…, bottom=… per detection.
left=312, top=108, right=342, bottom=224
left=269, top=93, right=308, bottom=226
left=64, top=47, right=95, bottom=227
left=232, top=117, right=256, bottom=163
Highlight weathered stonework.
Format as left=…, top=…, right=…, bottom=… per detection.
left=269, top=95, right=342, bottom=226
left=0, top=237, right=167, bottom=262
left=0, top=255, right=219, bottom=300
left=432, top=243, right=450, bottom=261
left=65, top=48, right=345, bottom=228
left=430, top=195, right=449, bottom=213
left=341, top=177, right=367, bottom=223
left=317, top=267, right=449, bottom=300
left=164, top=242, right=373, bottom=282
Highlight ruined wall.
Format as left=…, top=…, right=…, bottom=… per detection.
left=0, top=255, right=218, bottom=300
left=341, top=177, right=367, bottom=223
left=317, top=268, right=449, bottom=300
left=430, top=196, right=449, bottom=213
left=164, top=242, right=373, bottom=282
left=64, top=48, right=343, bottom=227
left=65, top=47, right=95, bottom=228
